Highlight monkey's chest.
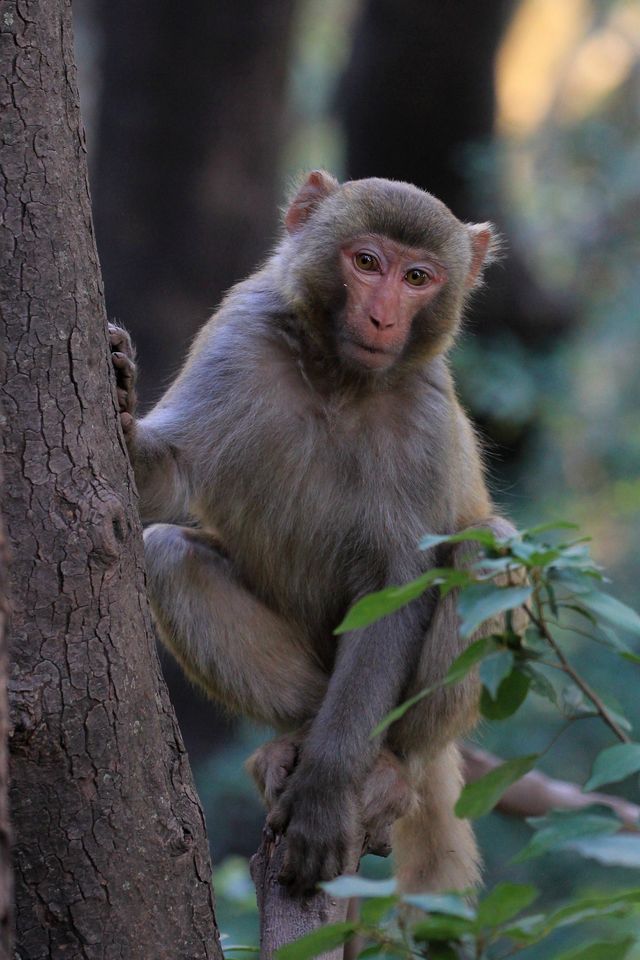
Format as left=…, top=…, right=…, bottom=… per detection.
left=200, top=415, right=450, bottom=636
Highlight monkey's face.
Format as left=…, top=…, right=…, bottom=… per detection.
left=336, top=235, right=446, bottom=372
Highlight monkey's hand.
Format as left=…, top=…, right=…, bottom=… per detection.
left=267, top=764, right=358, bottom=897
left=109, top=323, right=137, bottom=441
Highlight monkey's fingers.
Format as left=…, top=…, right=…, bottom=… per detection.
left=111, top=351, right=136, bottom=380
left=120, top=412, right=134, bottom=435
left=108, top=323, right=136, bottom=360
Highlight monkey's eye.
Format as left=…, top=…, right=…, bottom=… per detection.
left=354, top=252, right=380, bottom=272
left=405, top=268, right=430, bottom=287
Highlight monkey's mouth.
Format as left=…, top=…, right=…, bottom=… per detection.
left=341, top=337, right=400, bottom=371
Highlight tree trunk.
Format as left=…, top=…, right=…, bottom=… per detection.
left=0, top=457, right=12, bottom=959
left=0, top=2, right=222, bottom=957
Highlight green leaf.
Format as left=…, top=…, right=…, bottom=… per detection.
left=553, top=938, right=634, bottom=960
left=476, top=882, right=538, bottom=927
left=524, top=520, right=580, bottom=536
left=578, top=590, right=640, bottom=636
left=419, top=528, right=501, bottom=551
left=524, top=663, right=560, bottom=707
left=400, top=892, right=475, bottom=919
left=427, top=946, right=459, bottom=960
left=480, top=651, right=514, bottom=698
left=445, top=636, right=500, bottom=684
left=334, top=572, right=436, bottom=633
left=455, top=754, right=539, bottom=819
left=480, top=669, right=531, bottom=720
left=370, top=687, right=432, bottom=738
left=566, top=835, right=640, bottom=868
left=503, top=891, right=640, bottom=943
left=538, top=889, right=640, bottom=932
left=360, top=896, right=398, bottom=926
left=514, top=808, right=621, bottom=863
left=501, top=913, right=547, bottom=943
left=275, top=922, right=357, bottom=960
left=356, top=947, right=405, bottom=960
left=548, top=568, right=597, bottom=594
left=584, top=742, right=640, bottom=791
left=411, top=914, right=474, bottom=941
left=509, top=539, right=561, bottom=567
left=458, top=583, right=532, bottom=638
left=523, top=626, right=548, bottom=654
left=321, top=876, right=397, bottom=899
left=370, top=636, right=498, bottom=738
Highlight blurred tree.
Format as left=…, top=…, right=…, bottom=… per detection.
left=0, top=2, right=221, bottom=955
left=91, top=0, right=296, bottom=405
left=339, top=0, right=577, bottom=458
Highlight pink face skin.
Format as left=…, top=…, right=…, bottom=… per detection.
left=338, top=234, right=447, bottom=372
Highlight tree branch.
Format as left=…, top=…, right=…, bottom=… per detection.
left=250, top=829, right=362, bottom=960
left=461, top=744, right=640, bottom=827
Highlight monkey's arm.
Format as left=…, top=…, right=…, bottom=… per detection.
left=268, top=589, right=434, bottom=894
left=110, top=324, right=192, bottom=523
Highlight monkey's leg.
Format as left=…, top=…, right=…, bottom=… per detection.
left=391, top=515, right=519, bottom=755
left=144, top=524, right=328, bottom=729
left=389, top=516, right=520, bottom=893
left=392, top=744, right=480, bottom=893
left=389, top=597, right=480, bottom=894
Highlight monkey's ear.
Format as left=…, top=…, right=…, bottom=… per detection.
left=284, top=170, right=340, bottom=234
left=466, top=223, right=502, bottom=288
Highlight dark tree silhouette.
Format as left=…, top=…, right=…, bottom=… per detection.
left=92, top=0, right=296, bottom=405
left=339, top=0, right=575, bottom=358
left=0, top=2, right=222, bottom=956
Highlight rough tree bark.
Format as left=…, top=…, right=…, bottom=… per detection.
left=0, top=3, right=222, bottom=957
left=0, top=454, right=12, bottom=959
left=251, top=829, right=361, bottom=960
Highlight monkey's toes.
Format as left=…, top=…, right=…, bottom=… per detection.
left=246, top=735, right=300, bottom=807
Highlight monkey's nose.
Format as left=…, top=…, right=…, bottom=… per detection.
left=370, top=315, right=394, bottom=330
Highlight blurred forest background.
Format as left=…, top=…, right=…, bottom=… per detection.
left=72, top=0, right=640, bottom=953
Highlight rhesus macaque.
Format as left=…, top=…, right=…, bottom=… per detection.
left=110, top=171, right=516, bottom=896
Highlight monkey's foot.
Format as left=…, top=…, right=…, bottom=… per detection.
left=246, top=731, right=304, bottom=808
left=361, top=750, right=417, bottom=857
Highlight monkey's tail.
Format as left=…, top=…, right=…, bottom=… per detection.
left=392, top=742, right=481, bottom=894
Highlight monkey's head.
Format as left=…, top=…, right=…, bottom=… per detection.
left=280, top=170, right=498, bottom=376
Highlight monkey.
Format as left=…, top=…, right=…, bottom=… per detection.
left=109, top=170, right=517, bottom=896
